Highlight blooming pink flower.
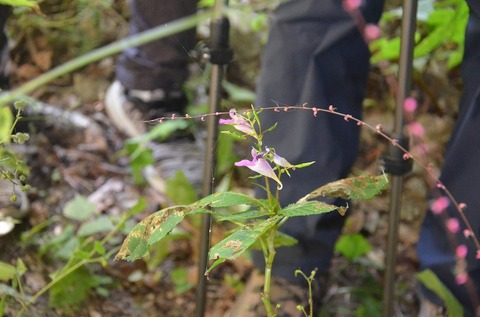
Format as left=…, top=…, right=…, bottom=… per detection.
left=235, top=149, right=283, bottom=189
left=430, top=197, right=449, bottom=215
left=219, top=109, right=256, bottom=136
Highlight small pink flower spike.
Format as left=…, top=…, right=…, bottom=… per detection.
left=463, top=229, right=473, bottom=238
left=343, top=0, right=361, bottom=12
left=404, top=97, right=417, bottom=113
left=456, top=244, right=468, bottom=259
left=408, top=122, right=425, bottom=138
left=430, top=197, right=449, bottom=215
left=455, top=272, right=468, bottom=285
left=446, top=218, right=460, bottom=234
left=364, top=24, right=381, bottom=42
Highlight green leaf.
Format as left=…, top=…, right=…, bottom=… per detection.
left=171, top=267, right=194, bottom=294
left=48, top=267, right=98, bottom=308
left=298, top=174, right=388, bottom=203
left=416, top=270, right=464, bottom=317
left=208, top=216, right=281, bottom=261
left=77, top=216, right=114, bottom=237
left=0, top=261, right=16, bottom=281
left=272, top=231, right=298, bottom=248
left=197, top=191, right=262, bottom=208
left=0, top=106, right=13, bottom=144
left=166, top=171, right=198, bottom=205
left=115, top=205, right=207, bottom=261
left=217, top=209, right=266, bottom=222
left=280, top=201, right=339, bottom=217
left=0, top=0, right=38, bottom=8
left=334, top=233, right=372, bottom=261
left=63, top=195, right=96, bottom=221
left=93, top=241, right=106, bottom=255
left=136, top=119, right=190, bottom=143
left=222, top=80, right=256, bottom=103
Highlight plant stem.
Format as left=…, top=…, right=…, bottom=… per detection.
left=262, top=229, right=277, bottom=317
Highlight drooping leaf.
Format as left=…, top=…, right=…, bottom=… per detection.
left=280, top=201, right=340, bottom=217
left=416, top=270, right=464, bottom=317
left=197, top=191, right=262, bottom=208
left=298, top=174, right=388, bottom=203
left=115, top=205, right=209, bottom=261
left=208, top=216, right=282, bottom=262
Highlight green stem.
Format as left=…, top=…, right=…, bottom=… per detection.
left=261, top=229, right=277, bottom=317
left=0, top=10, right=213, bottom=107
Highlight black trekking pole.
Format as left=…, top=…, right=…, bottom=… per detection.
left=196, top=0, right=232, bottom=316
left=381, top=0, right=417, bottom=315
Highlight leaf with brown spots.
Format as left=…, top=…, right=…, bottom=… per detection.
left=298, top=174, right=388, bottom=203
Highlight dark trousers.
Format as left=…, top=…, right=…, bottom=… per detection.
left=115, top=0, right=197, bottom=92
left=254, top=0, right=479, bottom=315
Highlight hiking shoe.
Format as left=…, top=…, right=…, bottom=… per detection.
left=226, top=270, right=325, bottom=317
left=104, top=80, right=187, bottom=138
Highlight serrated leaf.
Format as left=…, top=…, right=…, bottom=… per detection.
left=280, top=201, right=340, bottom=217
left=416, top=270, right=463, bottom=317
left=208, top=216, right=281, bottom=262
left=63, top=195, right=96, bottom=221
left=115, top=205, right=209, bottom=261
left=298, top=175, right=388, bottom=203
left=197, top=191, right=261, bottom=208
left=77, top=216, right=114, bottom=237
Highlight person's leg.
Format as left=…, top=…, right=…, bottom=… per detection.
left=105, top=0, right=197, bottom=137
left=253, top=0, right=384, bottom=281
left=116, top=0, right=197, bottom=92
left=0, top=5, right=11, bottom=89
left=417, top=2, right=480, bottom=315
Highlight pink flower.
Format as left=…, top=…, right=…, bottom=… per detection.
left=407, top=122, right=425, bottom=138
left=404, top=97, right=417, bottom=113
left=456, top=244, right=468, bottom=259
left=364, top=24, right=381, bottom=42
left=235, top=149, right=283, bottom=189
left=430, top=197, right=449, bottom=215
left=343, top=0, right=361, bottom=12
left=219, top=109, right=256, bottom=136
left=455, top=272, right=468, bottom=285
left=446, top=218, right=460, bottom=233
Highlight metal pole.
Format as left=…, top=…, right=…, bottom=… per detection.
left=382, top=0, right=418, bottom=315
left=196, top=1, right=232, bottom=316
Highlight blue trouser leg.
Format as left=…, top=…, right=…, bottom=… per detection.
left=417, top=1, right=480, bottom=315
left=116, top=0, right=197, bottom=91
left=253, top=0, right=384, bottom=281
